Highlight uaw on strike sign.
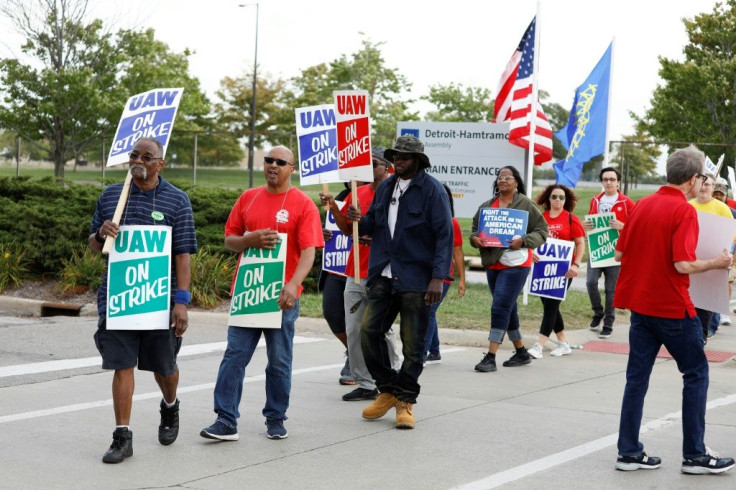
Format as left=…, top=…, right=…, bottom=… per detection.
left=107, top=225, right=172, bottom=330
left=335, top=90, right=373, bottom=182
left=107, top=88, right=183, bottom=166
left=229, top=234, right=287, bottom=329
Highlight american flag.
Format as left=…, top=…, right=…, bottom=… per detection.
left=494, top=17, right=553, bottom=165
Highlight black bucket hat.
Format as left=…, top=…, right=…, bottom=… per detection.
left=383, top=135, right=431, bottom=169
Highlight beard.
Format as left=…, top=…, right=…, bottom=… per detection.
left=131, top=165, right=148, bottom=180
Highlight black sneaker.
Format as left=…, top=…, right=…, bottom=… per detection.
left=590, top=315, right=603, bottom=330
left=158, top=399, right=179, bottom=446
left=425, top=353, right=442, bottom=365
left=599, top=327, right=613, bottom=339
left=342, top=387, right=378, bottom=401
left=682, top=451, right=735, bottom=474
left=474, top=352, right=497, bottom=372
left=265, top=419, right=288, bottom=439
left=615, top=452, right=661, bottom=471
left=102, top=427, right=133, bottom=464
left=503, top=348, right=532, bottom=367
left=200, top=420, right=239, bottom=441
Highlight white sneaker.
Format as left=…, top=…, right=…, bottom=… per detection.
left=720, top=315, right=731, bottom=326
left=527, top=342, right=543, bottom=359
left=550, top=341, right=572, bottom=357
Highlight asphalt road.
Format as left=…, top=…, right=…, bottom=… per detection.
left=2, top=310, right=736, bottom=489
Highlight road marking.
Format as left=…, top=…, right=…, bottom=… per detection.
left=0, top=336, right=324, bottom=378
left=454, top=393, right=736, bottom=489
left=0, top=363, right=343, bottom=424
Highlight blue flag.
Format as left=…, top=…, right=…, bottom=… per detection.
left=554, top=43, right=612, bottom=187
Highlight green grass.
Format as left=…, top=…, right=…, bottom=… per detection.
left=298, top=282, right=628, bottom=334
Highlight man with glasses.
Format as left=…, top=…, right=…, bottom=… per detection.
left=613, top=145, right=734, bottom=474
left=346, top=135, right=453, bottom=429
left=584, top=167, right=635, bottom=339
left=89, top=137, right=198, bottom=463
left=201, top=145, right=324, bottom=442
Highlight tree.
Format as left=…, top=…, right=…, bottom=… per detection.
left=421, top=83, right=493, bottom=122
left=272, top=39, right=418, bottom=149
left=637, top=0, right=736, bottom=168
left=0, top=0, right=121, bottom=178
left=609, top=127, right=661, bottom=186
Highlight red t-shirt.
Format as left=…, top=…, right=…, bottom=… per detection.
left=544, top=210, right=585, bottom=241
left=225, top=186, right=324, bottom=297
left=445, top=217, right=463, bottom=283
left=614, top=186, right=698, bottom=318
left=487, top=200, right=533, bottom=270
left=341, top=184, right=375, bottom=279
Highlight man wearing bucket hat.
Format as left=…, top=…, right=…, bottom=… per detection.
left=346, top=135, right=453, bottom=429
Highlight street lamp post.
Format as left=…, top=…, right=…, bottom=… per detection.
left=239, top=2, right=259, bottom=189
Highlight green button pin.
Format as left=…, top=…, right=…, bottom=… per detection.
left=151, top=211, right=164, bottom=221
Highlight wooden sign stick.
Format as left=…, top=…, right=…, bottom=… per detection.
left=101, top=169, right=133, bottom=255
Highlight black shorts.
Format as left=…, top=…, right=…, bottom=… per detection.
left=94, top=317, right=182, bottom=376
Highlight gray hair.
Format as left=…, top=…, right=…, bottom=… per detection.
left=666, top=145, right=705, bottom=185
left=135, top=137, right=164, bottom=158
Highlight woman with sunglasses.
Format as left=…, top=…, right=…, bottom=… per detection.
left=527, top=184, right=586, bottom=359
left=470, top=166, right=548, bottom=372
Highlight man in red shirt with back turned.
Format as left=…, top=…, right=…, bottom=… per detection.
left=613, top=145, right=734, bottom=475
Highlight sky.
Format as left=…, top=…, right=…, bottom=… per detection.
left=0, top=0, right=723, bottom=172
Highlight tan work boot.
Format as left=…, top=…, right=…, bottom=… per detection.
left=395, top=401, right=414, bottom=429
left=362, top=392, right=398, bottom=420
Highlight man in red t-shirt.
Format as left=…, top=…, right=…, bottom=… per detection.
left=613, top=145, right=734, bottom=474
left=201, top=145, right=324, bottom=442
left=320, top=147, right=400, bottom=402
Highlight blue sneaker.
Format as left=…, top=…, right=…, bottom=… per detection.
left=200, top=420, right=239, bottom=441
left=265, top=419, right=288, bottom=439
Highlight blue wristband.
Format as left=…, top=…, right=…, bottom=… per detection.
left=174, top=289, right=191, bottom=306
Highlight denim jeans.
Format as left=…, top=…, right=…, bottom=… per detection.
left=360, top=277, right=429, bottom=404
left=212, top=302, right=299, bottom=428
left=617, top=311, right=709, bottom=459
left=486, top=267, right=530, bottom=343
left=586, top=259, right=619, bottom=328
left=424, top=281, right=451, bottom=356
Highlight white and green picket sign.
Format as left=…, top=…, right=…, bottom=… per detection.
left=585, top=212, right=619, bottom=268
left=229, top=233, right=287, bottom=329
left=107, top=225, right=172, bottom=330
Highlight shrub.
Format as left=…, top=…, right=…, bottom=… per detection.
left=56, top=247, right=106, bottom=294
left=190, top=247, right=237, bottom=309
left=0, top=242, right=30, bottom=292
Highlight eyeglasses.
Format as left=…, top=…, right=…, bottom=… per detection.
left=497, top=176, right=515, bottom=182
left=129, top=151, right=161, bottom=163
left=393, top=153, right=413, bottom=162
left=697, top=174, right=708, bottom=184
left=264, top=156, right=291, bottom=167
left=550, top=195, right=566, bottom=200
left=601, top=178, right=618, bottom=182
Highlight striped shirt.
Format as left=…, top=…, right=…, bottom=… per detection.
left=90, top=177, right=198, bottom=316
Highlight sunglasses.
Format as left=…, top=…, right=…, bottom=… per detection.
left=129, top=151, right=161, bottom=163
left=393, top=153, right=413, bottom=162
left=550, top=195, right=566, bottom=200
left=264, top=156, right=291, bottom=167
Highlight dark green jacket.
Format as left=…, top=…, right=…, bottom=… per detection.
left=470, top=192, right=548, bottom=268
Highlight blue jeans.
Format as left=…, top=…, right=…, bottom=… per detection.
left=424, top=281, right=451, bottom=356
left=617, top=311, right=709, bottom=459
left=586, top=260, right=619, bottom=328
left=212, top=302, right=299, bottom=428
left=486, top=267, right=530, bottom=343
left=360, top=277, right=429, bottom=404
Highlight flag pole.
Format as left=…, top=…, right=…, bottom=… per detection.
left=523, top=3, right=541, bottom=306
left=602, top=38, right=615, bottom=167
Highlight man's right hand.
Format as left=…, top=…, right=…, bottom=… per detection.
left=713, top=248, right=733, bottom=269
left=346, top=204, right=361, bottom=222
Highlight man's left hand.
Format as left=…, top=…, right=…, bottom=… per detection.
left=171, top=303, right=188, bottom=337
left=279, top=282, right=298, bottom=310
left=425, top=278, right=444, bottom=305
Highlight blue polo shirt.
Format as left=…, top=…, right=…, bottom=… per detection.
left=359, top=169, right=453, bottom=291
left=90, top=176, right=198, bottom=316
